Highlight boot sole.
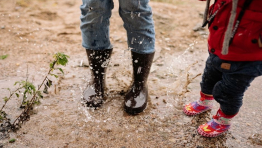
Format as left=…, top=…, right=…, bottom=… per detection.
left=86, top=102, right=103, bottom=108
left=124, top=103, right=147, bottom=115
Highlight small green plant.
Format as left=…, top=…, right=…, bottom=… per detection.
left=9, top=138, right=16, bottom=143
left=0, top=54, right=8, bottom=60
left=0, top=52, right=69, bottom=131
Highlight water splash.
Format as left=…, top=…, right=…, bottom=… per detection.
left=130, top=11, right=135, bottom=19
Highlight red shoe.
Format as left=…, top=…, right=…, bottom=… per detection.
left=183, top=92, right=214, bottom=116
left=198, top=109, right=237, bottom=137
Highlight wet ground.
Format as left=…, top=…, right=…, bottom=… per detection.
left=0, top=0, right=262, bottom=147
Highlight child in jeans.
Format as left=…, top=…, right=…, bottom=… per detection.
left=183, top=0, right=262, bottom=137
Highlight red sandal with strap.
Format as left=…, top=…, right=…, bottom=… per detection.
left=198, top=108, right=237, bottom=137
left=183, top=92, right=214, bottom=116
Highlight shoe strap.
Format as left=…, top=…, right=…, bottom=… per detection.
left=213, top=109, right=237, bottom=125
left=200, top=91, right=214, bottom=100
left=197, top=97, right=213, bottom=108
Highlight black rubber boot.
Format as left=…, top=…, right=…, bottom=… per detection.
left=83, top=49, right=112, bottom=108
left=124, top=51, right=155, bottom=115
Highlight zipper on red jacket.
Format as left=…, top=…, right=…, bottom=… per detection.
left=203, top=0, right=254, bottom=46
left=229, top=0, right=253, bottom=45
left=202, top=1, right=225, bottom=27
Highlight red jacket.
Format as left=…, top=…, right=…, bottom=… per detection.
left=205, top=0, right=262, bottom=61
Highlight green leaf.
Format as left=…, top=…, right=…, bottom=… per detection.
left=0, top=111, right=7, bottom=120
left=3, top=97, right=9, bottom=102
left=9, top=139, right=16, bottom=143
left=15, top=93, right=19, bottom=98
left=50, top=74, right=58, bottom=78
left=14, top=81, right=19, bottom=86
left=34, top=99, right=41, bottom=105
left=22, top=100, right=29, bottom=106
left=57, top=68, right=64, bottom=74
left=50, top=61, right=55, bottom=69
left=6, top=88, right=11, bottom=92
left=46, top=79, right=53, bottom=88
left=54, top=53, right=69, bottom=66
left=0, top=54, right=8, bottom=60
left=37, top=91, right=43, bottom=99
left=23, top=90, right=28, bottom=99
left=14, top=81, right=36, bottom=93
left=43, top=85, right=49, bottom=94
left=25, top=81, right=36, bottom=92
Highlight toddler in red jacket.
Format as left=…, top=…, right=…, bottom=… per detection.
left=183, top=0, right=262, bottom=137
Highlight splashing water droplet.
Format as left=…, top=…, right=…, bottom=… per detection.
left=130, top=11, right=135, bottom=19
left=137, top=67, right=142, bottom=74
left=131, top=37, right=135, bottom=44
left=101, top=59, right=110, bottom=68
left=100, top=16, right=103, bottom=23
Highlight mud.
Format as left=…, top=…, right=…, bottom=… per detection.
left=0, top=0, right=262, bottom=147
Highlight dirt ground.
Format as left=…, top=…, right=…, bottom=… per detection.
left=0, top=0, right=262, bottom=147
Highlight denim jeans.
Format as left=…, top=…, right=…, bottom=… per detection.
left=201, top=53, right=262, bottom=115
left=80, top=0, right=155, bottom=54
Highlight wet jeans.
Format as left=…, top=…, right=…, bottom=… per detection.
left=201, top=53, right=262, bottom=115
left=80, top=0, right=155, bottom=54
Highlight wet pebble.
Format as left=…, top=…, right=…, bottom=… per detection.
left=164, top=47, right=171, bottom=51
left=138, top=127, right=144, bottom=132
left=169, top=138, right=177, bottom=143
left=156, top=63, right=164, bottom=66
left=249, top=133, right=262, bottom=145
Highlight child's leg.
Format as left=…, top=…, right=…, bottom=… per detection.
left=212, top=73, right=255, bottom=115
left=198, top=73, right=255, bottom=137
left=200, top=55, right=223, bottom=95
left=198, top=59, right=262, bottom=137
left=184, top=54, right=222, bottom=115
left=80, top=0, right=114, bottom=50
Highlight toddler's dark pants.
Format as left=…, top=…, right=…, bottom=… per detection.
left=201, top=53, right=262, bottom=115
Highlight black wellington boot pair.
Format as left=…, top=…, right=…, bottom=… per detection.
left=83, top=49, right=154, bottom=115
